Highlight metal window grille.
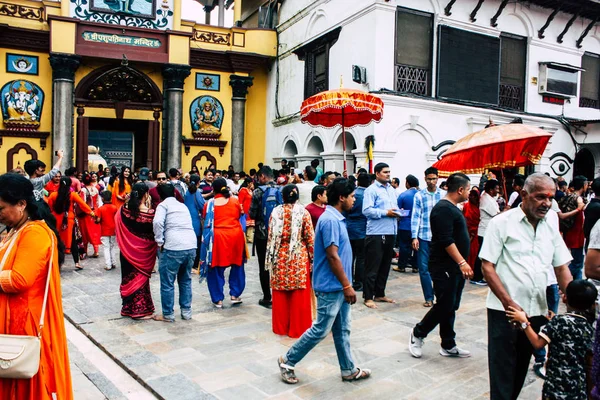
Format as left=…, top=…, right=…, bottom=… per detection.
left=395, top=64, right=429, bottom=95
left=499, top=83, right=524, bottom=111
left=580, top=97, right=600, bottom=109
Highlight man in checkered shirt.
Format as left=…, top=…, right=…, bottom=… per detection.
left=411, top=167, right=444, bottom=307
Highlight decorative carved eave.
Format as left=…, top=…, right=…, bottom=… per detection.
left=0, top=1, right=44, bottom=22
left=0, top=25, right=49, bottom=53
left=183, top=136, right=227, bottom=156
left=0, top=130, right=50, bottom=149
left=189, top=48, right=271, bottom=73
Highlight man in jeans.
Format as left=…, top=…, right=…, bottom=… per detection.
left=277, top=178, right=371, bottom=384
left=152, top=184, right=197, bottom=322
left=411, top=167, right=443, bottom=307
left=394, top=174, right=419, bottom=273
left=249, top=165, right=277, bottom=308
left=409, top=173, right=473, bottom=359
left=362, top=163, right=399, bottom=309
left=347, top=173, right=370, bottom=291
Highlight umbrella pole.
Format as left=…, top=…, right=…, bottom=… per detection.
left=500, top=169, right=508, bottom=210
left=342, top=109, right=347, bottom=173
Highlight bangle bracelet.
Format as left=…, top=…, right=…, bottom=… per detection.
left=343, top=284, right=352, bottom=290
left=458, top=260, right=466, bottom=266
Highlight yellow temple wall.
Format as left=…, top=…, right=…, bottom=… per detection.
left=245, top=67, right=268, bottom=171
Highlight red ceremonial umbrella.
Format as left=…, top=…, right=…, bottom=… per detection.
left=432, top=124, right=552, bottom=177
left=300, top=88, right=384, bottom=172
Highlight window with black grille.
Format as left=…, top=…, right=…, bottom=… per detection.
left=580, top=53, right=600, bottom=109
left=437, top=26, right=500, bottom=105
left=500, top=34, right=526, bottom=111
left=294, top=27, right=341, bottom=99
left=394, top=7, right=433, bottom=96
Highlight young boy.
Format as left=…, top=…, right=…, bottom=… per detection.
left=95, top=191, right=119, bottom=270
left=507, top=279, right=597, bottom=400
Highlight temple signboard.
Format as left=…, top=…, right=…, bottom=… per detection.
left=82, top=31, right=162, bottom=48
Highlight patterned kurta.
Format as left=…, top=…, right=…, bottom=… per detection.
left=266, top=204, right=314, bottom=291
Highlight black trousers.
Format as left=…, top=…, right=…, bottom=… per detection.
left=363, top=235, right=395, bottom=300
left=254, top=237, right=271, bottom=302
left=488, top=309, right=546, bottom=400
left=473, top=236, right=485, bottom=281
left=71, top=226, right=79, bottom=264
left=414, top=272, right=465, bottom=349
left=193, top=234, right=201, bottom=269
left=350, top=238, right=365, bottom=286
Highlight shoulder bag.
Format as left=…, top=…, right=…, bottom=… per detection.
left=0, top=224, right=54, bottom=379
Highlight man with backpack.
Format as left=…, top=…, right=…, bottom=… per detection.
left=559, top=175, right=587, bottom=280
left=250, top=165, right=283, bottom=308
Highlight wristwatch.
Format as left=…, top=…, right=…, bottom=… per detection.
left=520, top=321, right=530, bottom=330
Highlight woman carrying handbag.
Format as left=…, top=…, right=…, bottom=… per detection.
left=0, top=174, right=73, bottom=399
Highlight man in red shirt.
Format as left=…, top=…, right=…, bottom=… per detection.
left=149, top=171, right=183, bottom=209
left=305, top=185, right=327, bottom=228
left=563, top=175, right=587, bottom=280
left=95, top=191, right=119, bottom=270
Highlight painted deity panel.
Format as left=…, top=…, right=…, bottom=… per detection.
left=195, top=73, right=220, bottom=91
left=190, top=96, right=224, bottom=136
left=1, top=80, right=45, bottom=129
left=91, top=0, right=156, bottom=19
left=6, top=54, right=39, bottom=75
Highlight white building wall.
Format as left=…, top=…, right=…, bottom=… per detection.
left=267, top=0, right=600, bottom=185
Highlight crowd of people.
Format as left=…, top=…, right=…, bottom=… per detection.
left=4, top=151, right=600, bottom=399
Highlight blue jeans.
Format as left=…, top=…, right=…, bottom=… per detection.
left=569, top=248, right=584, bottom=280
left=398, top=230, right=415, bottom=268
left=417, top=239, right=433, bottom=302
left=158, top=248, right=195, bottom=320
left=284, top=291, right=357, bottom=377
left=533, top=284, right=560, bottom=363
left=206, top=265, right=245, bottom=303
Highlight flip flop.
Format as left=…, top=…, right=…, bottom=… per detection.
left=213, top=301, right=223, bottom=308
left=231, top=297, right=243, bottom=306
left=75, top=264, right=83, bottom=270
left=342, top=367, right=371, bottom=382
left=277, top=356, right=298, bottom=384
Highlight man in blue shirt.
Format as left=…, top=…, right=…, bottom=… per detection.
left=394, top=174, right=419, bottom=273
left=277, top=178, right=371, bottom=384
left=346, top=173, right=371, bottom=291
left=362, top=162, right=399, bottom=309
left=411, top=167, right=444, bottom=307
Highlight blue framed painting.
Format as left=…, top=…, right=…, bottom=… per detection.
left=195, top=73, right=220, bottom=91
left=1, top=80, right=45, bottom=127
left=90, top=0, right=156, bottom=19
left=6, top=54, right=39, bottom=75
left=190, top=95, right=224, bottom=134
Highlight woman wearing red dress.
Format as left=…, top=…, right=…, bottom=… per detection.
left=265, top=184, right=314, bottom=338
left=200, top=178, right=247, bottom=307
left=237, top=177, right=255, bottom=242
left=48, top=176, right=94, bottom=270
left=79, top=174, right=102, bottom=257
left=462, top=188, right=481, bottom=271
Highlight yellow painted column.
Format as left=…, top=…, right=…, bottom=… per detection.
left=234, top=0, right=242, bottom=25
left=172, top=0, right=182, bottom=30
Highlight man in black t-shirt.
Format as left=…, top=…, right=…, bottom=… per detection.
left=409, top=173, right=473, bottom=359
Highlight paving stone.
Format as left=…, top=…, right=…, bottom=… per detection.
left=214, top=383, right=268, bottom=400
left=148, top=373, right=215, bottom=400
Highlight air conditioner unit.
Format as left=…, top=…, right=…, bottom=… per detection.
left=538, top=62, right=584, bottom=98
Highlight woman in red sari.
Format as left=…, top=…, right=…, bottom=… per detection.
left=266, top=185, right=314, bottom=338
left=79, top=174, right=102, bottom=258
left=0, top=174, right=72, bottom=400
left=462, top=188, right=481, bottom=270
left=47, top=177, right=94, bottom=270
left=115, top=183, right=157, bottom=319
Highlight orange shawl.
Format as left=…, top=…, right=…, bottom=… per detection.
left=0, top=221, right=73, bottom=400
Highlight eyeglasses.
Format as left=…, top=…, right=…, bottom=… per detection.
left=157, top=177, right=167, bottom=181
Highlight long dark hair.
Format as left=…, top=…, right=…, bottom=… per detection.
left=212, top=178, right=230, bottom=198
left=53, top=176, right=72, bottom=214
left=118, top=166, right=131, bottom=193
left=188, top=174, right=200, bottom=194
left=108, top=166, right=118, bottom=187
left=0, top=174, right=65, bottom=265
left=126, top=183, right=149, bottom=218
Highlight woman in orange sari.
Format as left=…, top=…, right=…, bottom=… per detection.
left=0, top=173, right=73, bottom=400
left=462, top=188, right=481, bottom=270
left=238, top=177, right=255, bottom=242
left=110, top=166, right=132, bottom=209
left=48, top=177, right=95, bottom=270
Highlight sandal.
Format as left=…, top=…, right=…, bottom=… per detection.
left=213, top=301, right=223, bottom=308
left=75, top=263, right=83, bottom=270
left=364, top=300, right=378, bottom=309
left=231, top=297, right=243, bottom=306
left=104, top=265, right=113, bottom=271
left=374, top=297, right=396, bottom=304
left=91, top=253, right=99, bottom=258
left=423, top=301, right=433, bottom=307
left=342, top=367, right=371, bottom=382
left=277, top=356, right=298, bottom=384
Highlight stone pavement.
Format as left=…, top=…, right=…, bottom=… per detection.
left=59, top=252, right=543, bottom=400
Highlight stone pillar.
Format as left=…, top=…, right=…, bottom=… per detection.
left=162, top=64, right=191, bottom=171
left=49, top=53, right=81, bottom=168
left=218, top=0, right=225, bottom=27
left=229, top=75, right=253, bottom=172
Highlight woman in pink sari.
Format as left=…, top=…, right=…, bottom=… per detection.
left=115, top=183, right=157, bottom=319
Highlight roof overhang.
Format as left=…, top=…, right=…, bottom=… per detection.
left=523, top=0, right=600, bottom=21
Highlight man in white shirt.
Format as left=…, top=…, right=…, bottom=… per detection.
left=153, top=184, right=197, bottom=323
left=480, top=173, right=572, bottom=400
left=297, top=166, right=318, bottom=206
left=506, top=174, right=525, bottom=209
left=472, top=179, right=501, bottom=285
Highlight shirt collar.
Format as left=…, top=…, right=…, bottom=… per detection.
left=515, top=204, right=548, bottom=224
left=374, top=180, right=390, bottom=189
left=326, top=205, right=346, bottom=221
